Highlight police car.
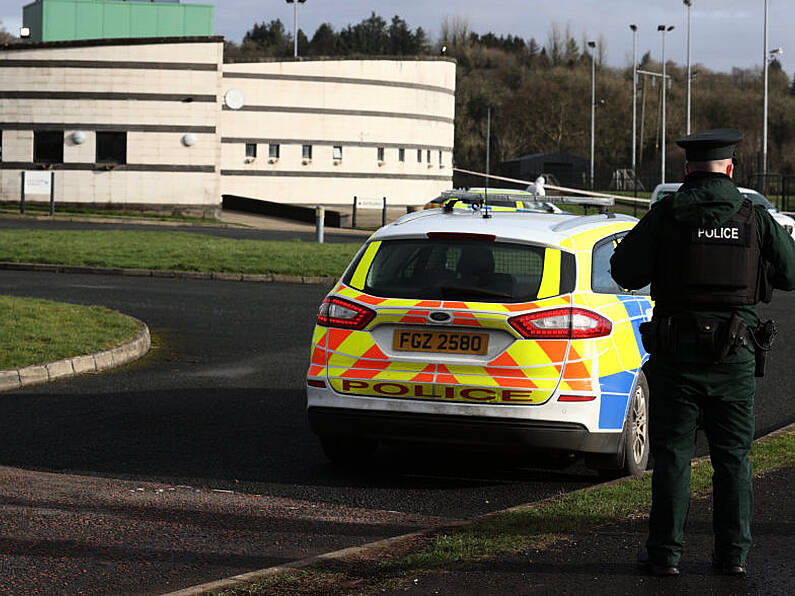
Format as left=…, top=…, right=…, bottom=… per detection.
left=306, top=204, right=652, bottom=476
left=651, top=182, right=795, bottom=238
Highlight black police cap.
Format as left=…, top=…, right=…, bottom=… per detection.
left=675, top=128, right=743, bottom=161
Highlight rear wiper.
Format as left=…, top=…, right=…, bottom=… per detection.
left=438, top=285, right=514, bottom=300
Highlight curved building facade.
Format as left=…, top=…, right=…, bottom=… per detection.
left=0, top=36, right=455, bottom=216
left=220, top=59, right=455, bottom=205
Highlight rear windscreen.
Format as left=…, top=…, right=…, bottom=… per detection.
left=344, top=239, right=575, bottom=302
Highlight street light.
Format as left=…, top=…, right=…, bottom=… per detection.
left=630, top=25, right=638, bottom=190
left=684, top=0, right=693, bottom=134
left=761, top=0, right=783, bottom=183
left=485, top=103, right=492, bottom=196
left=588, top=40, right=596, bottom=189
left=285, top=0, right=307, bottom=58
left=658, top=25, right=674, bottom=184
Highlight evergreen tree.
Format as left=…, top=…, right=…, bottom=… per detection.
left=388, top=15, right=417, bottom=54
left=564, top=36, right=579, bottom=66
left=339, top=12, right=389, bottom=54
left=308, top=23, right=337, bottom=55
left=244, top=19, right=288, bottom=49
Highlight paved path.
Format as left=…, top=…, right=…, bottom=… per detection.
left=383, top=465, right=795, bottom=595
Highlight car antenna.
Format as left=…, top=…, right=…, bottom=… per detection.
left=482, top=180, right=491, bottom=219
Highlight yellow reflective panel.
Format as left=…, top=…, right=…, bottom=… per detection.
left=349, top=240, right=381, bottom=290
left=537, top=248, right=562, bottom=299
left=567, top=222, right=634, bottom=251
left=611, top=320, right=643, bottom=370
left=336, top=285, right=361, bottom=299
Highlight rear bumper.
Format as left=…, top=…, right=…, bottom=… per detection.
left=307, top=406, right=621, bottom=455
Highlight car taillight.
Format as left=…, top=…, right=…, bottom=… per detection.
left=508, top=307, right=612, bottom=339
left=317, top=297, right=376, bottom=330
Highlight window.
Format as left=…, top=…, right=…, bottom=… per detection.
left=426, top=150, right=431, bottom=163
left=344, top=238, right=575, bottom=302
left=439, top=150, right=443, bottom=166
left=34, top=130, right=64, bottom=164
left=0, top=130, right=3, bottom=161
left=96, top=131, right=127, bottom=165
left=269, top=143, right=280, bottom=158
left=333, top=145, right=343, bottom=160
left=417, top=149, right=422, bottom=163
left=591, top=235, right=650, bottom=295
left=398, top=148, right=405, bottom=162
left=377, top=147, right=385, bottom=162
left=245, top=143, right=257, bottom=158
left=302, top=144, right=313, bottom=159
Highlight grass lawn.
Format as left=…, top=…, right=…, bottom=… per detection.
left=0, top=230, right=362, bottom=278
left=224, top=430, right=795, bottom=595
left=0, top=295, right=140, bottom=370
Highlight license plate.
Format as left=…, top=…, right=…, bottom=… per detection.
left=392, top=329, right=489, bottom=355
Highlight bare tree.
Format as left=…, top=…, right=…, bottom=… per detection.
left=439, top=15, right=471, bottom=50
left=546, top=22, right=563, bottom=66
left=597, top=34, right=607, bottom=68
left=0, top=21, right=18, bottom=44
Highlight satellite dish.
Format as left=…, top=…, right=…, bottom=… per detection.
left=224, top=89, right=245, bottom=110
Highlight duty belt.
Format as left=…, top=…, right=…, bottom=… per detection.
left=639, top=313, right=776, bottom=376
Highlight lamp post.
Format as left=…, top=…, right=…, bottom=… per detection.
left=761, top=0, right=783, bottom=183
left=762, top=45, right=783, bottom=186
left=630, top=25, right=638, bottom=189
left=762, top=0, right=769, bottom=180
left=658, top=25, right=674, bottom=184
left=485, top=103, right=492, bottom=197
left=285, top=0, right=306, bottom=58
left=588, top=40, right=596, bottom=189
left=684, top=0, right=693, bottom=135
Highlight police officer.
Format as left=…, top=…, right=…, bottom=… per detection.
left=610, top=129, right=795, bottom=576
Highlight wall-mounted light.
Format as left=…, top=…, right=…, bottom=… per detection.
left=182, top=133, right=197, bottom=147
left=71, top=130, right=86, bottom=145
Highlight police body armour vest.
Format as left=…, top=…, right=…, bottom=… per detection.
left=652, top=199, right=761, bottom=307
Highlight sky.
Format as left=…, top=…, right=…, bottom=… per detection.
left=1, top=1, right=792, bottom=76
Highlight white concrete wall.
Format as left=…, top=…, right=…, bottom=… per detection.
left=220, top=59, right=456, bottom=206
left=0, top=38, right=223, bottom=214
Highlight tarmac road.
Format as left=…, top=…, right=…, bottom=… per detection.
left=0, top=270, right=793, bottom=594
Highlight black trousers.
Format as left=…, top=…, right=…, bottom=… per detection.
left=643, top=356, right=755, bottom=566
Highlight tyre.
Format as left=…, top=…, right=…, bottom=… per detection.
left=621, top=371, right=650, bottom=476
left=319, top=434, right=378, bottom=466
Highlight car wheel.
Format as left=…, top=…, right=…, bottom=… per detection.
left=320, top=434, right=378, bottom=466
left=622, top=371, right=650, bottom=476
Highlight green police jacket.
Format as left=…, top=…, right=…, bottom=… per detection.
left=610, top=172, right=795, bottom=330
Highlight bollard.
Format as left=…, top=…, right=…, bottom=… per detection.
left=49, top=172, right=55, bottom=216
left=316, top=205, right=325, bottom=243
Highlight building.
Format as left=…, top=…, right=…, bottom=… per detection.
left=0, top=37, right=456, bottom=216
left=499, top=151, right=588, bottom=189
left=23, top=0, right=214, bottom=43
